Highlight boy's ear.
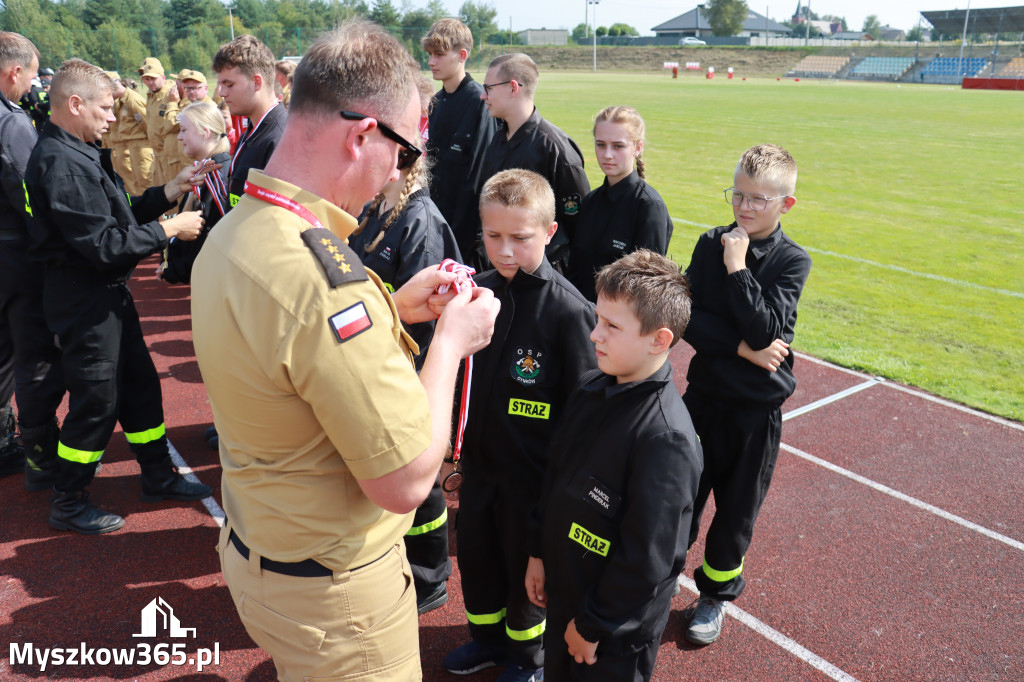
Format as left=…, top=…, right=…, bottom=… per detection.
left=544, top=221, right=557, bottom=245
left=781, top=196, right=797, bottom=213
left=651, top=328, right=674, bottom=354
left=458, top=48, right=469, bottom=63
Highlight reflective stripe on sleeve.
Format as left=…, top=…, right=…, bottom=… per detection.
left=405, top=507, right=448, bottom=536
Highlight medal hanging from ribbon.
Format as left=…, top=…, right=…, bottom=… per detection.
left=435, top=258, right=476, bottom=492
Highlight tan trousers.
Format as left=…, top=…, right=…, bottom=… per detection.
left=126, top=140, right=154, bottom=196
left=218, top=524, right=422, bottom=682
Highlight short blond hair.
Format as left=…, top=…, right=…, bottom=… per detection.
left=479, top=169, right=555, bottom=229
left=213, top=35, right=275, bottom=83
left=736, top=144, right=797, bottom=196
left=51, top=58, right=112, bottom=107
left=422, top=18, right=474, bottom=54
left=0, top=32, right=39, bottom=71
left=488, top=53, right=538, bottom=98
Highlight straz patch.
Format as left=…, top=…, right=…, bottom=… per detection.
left=511, top=347, right=543, bottom=386
left=329, top=302, right=372, bottom=343
left=508, top=398, right=550, bottom=420
left=569, top=522, right=610, bottom=557
left=584, top=477, right=621, bottom=517
left=562, top=193, right=581, bottom=216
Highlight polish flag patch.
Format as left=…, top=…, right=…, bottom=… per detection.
left=329, top=302, right=372, bottom=343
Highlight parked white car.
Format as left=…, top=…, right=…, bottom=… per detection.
left=680, top=37, right=707, bottom=45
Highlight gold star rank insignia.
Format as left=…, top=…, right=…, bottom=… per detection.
left=302, top=228, right=367, bottom=287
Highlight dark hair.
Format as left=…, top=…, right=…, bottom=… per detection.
left=213, top=35, right=275, bottom=83
left=595, top=250, right=691, bottom=346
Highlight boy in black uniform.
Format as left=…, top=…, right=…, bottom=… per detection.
left=213, top=35, right=286, bottom=208
left=526, top=249, right=702, bottom=681
left=443, top=169, right=596, bottom=682
left=25, top=59, right=212, bottom=534
left=681, top=144, right=812, bottom=645
left=422, top=18, right=496, bottom=268
left=476, top=53, right=589, bottom=273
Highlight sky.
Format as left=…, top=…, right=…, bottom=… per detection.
left=480, top=1, right=1012, bottom=35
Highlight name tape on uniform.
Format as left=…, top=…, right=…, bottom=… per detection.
left=569, top=522, right=610, bottom=557
left=508, top=399, right=550, bottom=419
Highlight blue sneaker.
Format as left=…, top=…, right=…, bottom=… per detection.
left=443, top=641, right=505, bottom=675
left=495, top=664, right=544, bottom=682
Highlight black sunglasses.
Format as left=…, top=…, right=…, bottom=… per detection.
left=339, top=110, right=423, bottom=171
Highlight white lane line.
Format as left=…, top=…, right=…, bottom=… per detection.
left=677, top=576, right=860, bottom=682
left=670, top=217, right=1024, bottom=299
left=781, top=443, right=1024, bottom=553
left=782, top=378, right=884, bottom=421
left=794, top=353, right=1024, bottom=433
left=168, top=439, right=226, bottom=527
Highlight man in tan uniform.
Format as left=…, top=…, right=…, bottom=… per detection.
left=191, top=21, right=499, bottom=681
left=108, top=73, right=152, bottom=195
left=138, top=57, right=175, bottom=185
left=100, top=71, right=121, bottom=165
left=179, top=68, right=212, bottom=104
left=159, top=76, right=189, bottom=182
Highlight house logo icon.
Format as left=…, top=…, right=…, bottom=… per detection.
left=133, top=597, right=196, bottom=638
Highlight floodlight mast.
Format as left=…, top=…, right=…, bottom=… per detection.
left=958, top=0, right=971, bottom=79
left=589, top=0, right=600, bottom=72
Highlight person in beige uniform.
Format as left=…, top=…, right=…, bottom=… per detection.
left=191, top=21, right=499, bottom=682
left=159, top=77, right=190, bottom=182
left=100, top=71, right=121, bottom=166
left=108, top=73, right=152, bottom=195
left=138, top=57, right=175, bottom=185
left=179, top=68, right=212, bottom=105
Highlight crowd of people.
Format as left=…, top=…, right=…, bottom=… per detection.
left=0, top=16, right=811, bottom=682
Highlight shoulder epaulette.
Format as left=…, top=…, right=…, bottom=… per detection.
left=300, top=227, right=367, bottom=287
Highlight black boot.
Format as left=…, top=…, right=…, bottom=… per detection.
left=50, top=489, right=125, bottom=534
left=22, top=419, right=60, bottom=491
left=139, top=456, right=212, bottom=502
left=0, top=404, right=25, bottom=477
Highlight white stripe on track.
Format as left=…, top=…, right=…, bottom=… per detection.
left=670, top=217, right=1024, bottom=300
left=794, top=352, right=1024, bottom=433
left=781, top=443, right=1024, bottom=553
left=782, top=378, right=884, bottom=421
left=677, top=576, right=860, bottom=682
left=168, top=440, right=226, bottom=527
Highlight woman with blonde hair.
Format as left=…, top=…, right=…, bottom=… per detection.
left=160, top=100, right=231, bottom=284
left=568, top=105, right=674, bottom=302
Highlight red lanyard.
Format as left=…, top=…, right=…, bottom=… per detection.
left=229, top=104, right=277, bottom=179
left=243, top=180, right=324, bottom=230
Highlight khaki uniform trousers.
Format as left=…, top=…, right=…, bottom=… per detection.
left=126, top=140, right=154, bottom=196
left=218, top=523, right=422, bottom=681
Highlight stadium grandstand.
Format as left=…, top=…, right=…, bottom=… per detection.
left=919, top=57, right=989, bottom=83
left=786, top=55, right=850, bottom=78
left=849, top=56, right=915, bottom=80
left=997, top=56, right=1024, bottom=77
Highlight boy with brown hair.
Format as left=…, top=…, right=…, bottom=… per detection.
left=681, top=143, right=812, bottom=646
left=443, top=169, right=596, bottom=682
left=421, top=18, right=496, bottom=268
left=526, top=249, right=702, bottom=681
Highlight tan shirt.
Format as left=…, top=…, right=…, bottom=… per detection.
left=144, top=81, right=175, bottom=152
left=191, top=170, right=431, bottom=572
left=115, top=87, right=149, bottom=144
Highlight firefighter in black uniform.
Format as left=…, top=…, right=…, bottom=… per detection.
left=476, top=53, right=589, bottom=273
left=0, top=33, right=66, bottom=487
left=421, top=18, right=497, bottom=269
left=528, top=251, right=703, bottom=681
left=25, top=59, right=212, bottom=535
left=19, top=66, right=50, bottom=130
left=443, top=170, right=596, bottom=681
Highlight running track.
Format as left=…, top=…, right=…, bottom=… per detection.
left=2, top=257, right=1021, bottom=681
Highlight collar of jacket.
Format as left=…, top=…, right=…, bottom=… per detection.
left=729, top=220, right=785, bottom=260
left=40, top=119, right=103, bottom=163
left=601, top=168, right=643, bottom=201
left=500, top=107, right=541, bottom=146
left=582, top=360, right=674, bottom=399
left=477, top=255, right=557, bottom=293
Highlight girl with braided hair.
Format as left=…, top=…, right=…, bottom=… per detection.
left=568, top=105, right=674, bottom=302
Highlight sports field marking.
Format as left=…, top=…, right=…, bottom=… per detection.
left=677, top=576, right=860, bottom=682
left=782, top=378, right=883, bottom=422
left=670, top=217, right=1024, bottom=300
left=781, top=442, right=1024, bottom=553
left=168, top=439, right=227, bottom=526
left=795, top=352, right=1024, bottom=434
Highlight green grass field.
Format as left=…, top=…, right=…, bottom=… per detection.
left=528, top=73, right=1024, bottom=421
